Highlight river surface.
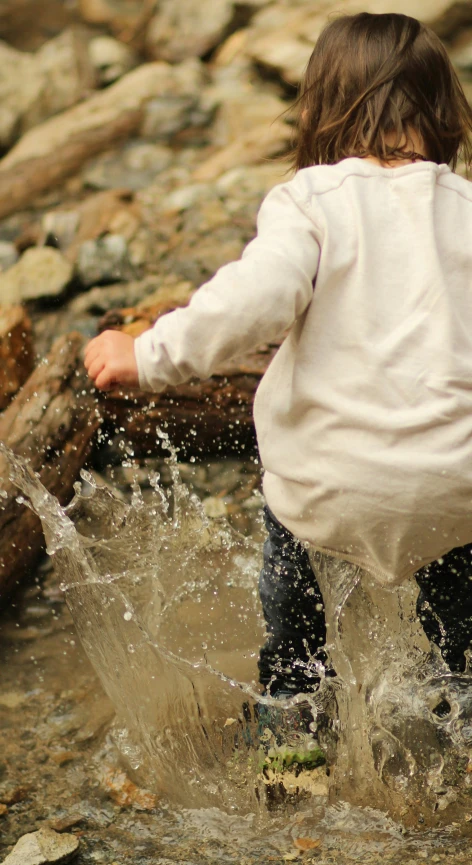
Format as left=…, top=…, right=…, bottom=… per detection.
left=2, top=457, right=472, bottom=864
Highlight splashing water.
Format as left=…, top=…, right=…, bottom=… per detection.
left=1, top=437, right=270, bottom=810
left=3, top=437, right=472, bottom=825
left=310, top=551, right=472, bottom=825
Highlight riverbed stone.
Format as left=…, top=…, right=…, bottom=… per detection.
left=0, top=242, right=18, bottom=273
left=0, top=29, right=95, bottom=150
left=41, top=211, right=80, bottom=252
left=76, top=234, right=133, bottom=286
left=145, top=0, right=235, bottom=63
left=0, top=247, right=73, bottom=305
left=89, top=35, right=138, bottom=85
left=1, top=827, right=79, bottom=865
left=244, top=0, right=462, bottom=86
left=140, top=58, right=215, bottom=141
left=82, top=142, right=173, bottom=190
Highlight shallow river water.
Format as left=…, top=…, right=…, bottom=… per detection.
left=2, top=454, right=472, bottom=864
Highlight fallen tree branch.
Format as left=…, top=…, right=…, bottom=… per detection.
left=0, top=332, right=100, bottom=602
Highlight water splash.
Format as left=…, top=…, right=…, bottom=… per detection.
left=3, top=437, right=472, bottom=824
left=310, top=550, right=472, bottom=825
left=0, top=441, right=269, bottom=810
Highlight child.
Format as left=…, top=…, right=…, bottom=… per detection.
left=85, top=12, right=472, bottom=703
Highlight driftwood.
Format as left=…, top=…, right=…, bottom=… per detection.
left=0, top=332, right=100, bottom=602
left=0, top=305, right=34, bottom=411
left=0, top=301, right=276, bottom=600
left=0, top=62, right=180, bottom=220
left=97, top=302, right=279, bottom=459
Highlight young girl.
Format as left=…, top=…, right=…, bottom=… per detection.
left=85, top=12, right=472, bottom=700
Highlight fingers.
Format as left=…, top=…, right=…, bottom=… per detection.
left=84, top=339, right=102, bottom=373
left=86, top=357, right=105, bottom=382
left=95, top=368, right=114, bottom=391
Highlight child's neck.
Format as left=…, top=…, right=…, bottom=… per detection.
left=363, top=129, right=427, bottom=168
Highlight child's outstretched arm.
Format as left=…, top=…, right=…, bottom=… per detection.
left=86, top=176, right=321, bottom=392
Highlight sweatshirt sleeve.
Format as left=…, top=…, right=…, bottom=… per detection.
left=134, top=177, right=321, bottom=392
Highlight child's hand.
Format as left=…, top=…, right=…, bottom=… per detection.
left=84, top=330, right=139, bottom=391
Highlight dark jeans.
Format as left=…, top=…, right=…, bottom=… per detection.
left=258, top=507, right=472, bottom=695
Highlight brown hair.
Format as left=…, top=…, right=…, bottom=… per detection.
left=292, top=12, right=472, bottom=171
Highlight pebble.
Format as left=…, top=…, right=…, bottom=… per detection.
left=0, top=241, right=18, bottom=272
left=0, top=247, right=73, bottom=304
left=1, top=828, right=79, bottom=865
left=82, top=142, right=173, bottom=191
left=76, top=234, right=133, bottom=287
left=88, top=36, right=137, bottom=85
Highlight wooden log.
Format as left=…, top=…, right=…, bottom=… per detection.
left=97, top=302, right=280, bottom=459
left=0, top=332, right=100, bottom=603
left=0, top=306, right=34, bottom=411
left=0, top=62, right=185, bottom=220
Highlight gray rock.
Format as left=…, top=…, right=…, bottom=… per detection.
left=2, top=827, right=79, bottom=865
left=0, top=30, right=95, bottom=149
left=41, top=211, right=80, bottom=251
left=145, top=0, right=235, bottom=63
left=140, top=59, right=215, bottom=141
left=141, top=94, right=216, bottom=141
left=76, top=234, right=133, bottom=287
left=0, top=247, right=73, bottom=305
left=0, top=242, right=18, bottom=273
left=82, top=142, right=173, bottom=191
left=67, top=278, right=159, bottom=316
left=89, top=35, right=137, bottom=86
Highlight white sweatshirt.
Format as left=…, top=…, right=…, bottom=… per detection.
left=135, top=157, right=472, bottom=585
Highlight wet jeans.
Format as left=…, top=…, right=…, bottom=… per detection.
left=258, top=506, right=472, bottom=695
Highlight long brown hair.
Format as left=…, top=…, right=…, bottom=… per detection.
left=292, top=12, right=472, bottom=171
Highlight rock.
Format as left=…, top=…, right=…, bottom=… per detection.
left=141, top=93, right=216, bottom=141
left=0, top=42, right=39, bottom=150
left=0, top=62, right=205, bottom=220
left=243, top=4, right=332, bottom=86
left=46, top=816, right=84, bottom=833
left=0, top=305, right=34, bottom=411
left=158, top=183, right=213, bottom=213
left=99, top=766, right=157, bottom=810
left=34, top=29, right=96, bottom=117
left=243, top=0, right=461, bottom=87
left=0, top=30, right=95, bottom=150
left=0, top=1, right=75, bottom=53
left=145, top=0, right=272, bottom=62
left=42, top=212, right=80, bottom=252
left=140, top=58, right=215, bottom=141
left=0, top=248, right=73, bottom=305
left=193, top=119, right=291, bottom=181
left=145, top=0, right=234, bottom=63
left=0, top=243, right=18, bottom=273
left=76, top=234, right=133, bottom=286
left=0, top=783, right=30, bottom=806
left=78, top=0, right=155, bottom=46
left=82, top=142, right=173, bottom=190
left=209, top=84, right=287, bottom=146
left=1, top=828, right=79, bottom=865
left=89, top=35, right=138, bottom=86
left=203, top=496, right=228, bottom=519
left=67, top=278, right=158, bottom=316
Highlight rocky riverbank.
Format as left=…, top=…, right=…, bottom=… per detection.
left=1, top=0, right=472, bottom=365
left=3, top=2, right=472, bottom=863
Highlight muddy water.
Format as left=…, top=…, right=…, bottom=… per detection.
left=2, top=458, right=472, bottom=863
